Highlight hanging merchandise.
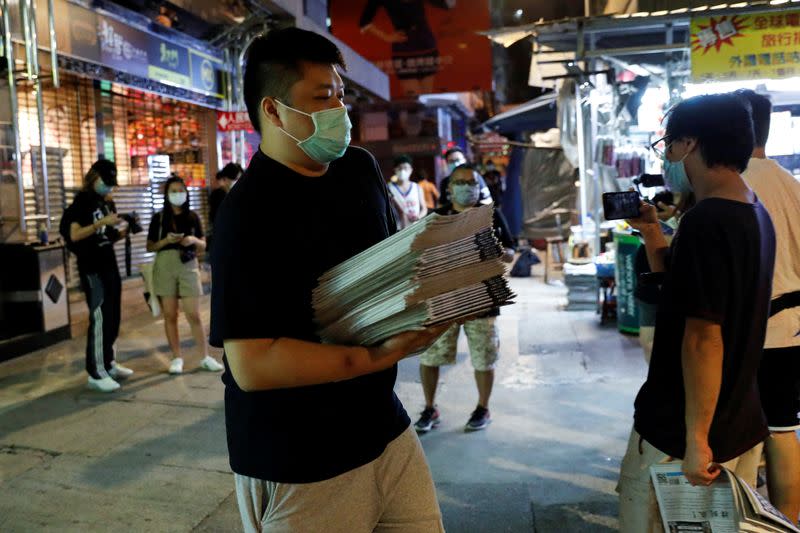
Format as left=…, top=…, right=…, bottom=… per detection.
left=595, top=136, right=616, bottom=167
left=558, top=79, right=580, bottom=169
left=614, top=145, right=648, bottom=179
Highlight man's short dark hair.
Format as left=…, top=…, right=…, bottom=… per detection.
left=217, top=162, right=243, bottom=182
left=243, top=28, right=346, bottom=134
left=665, top=94, right=754, bottom=173
left=735, top=89, right=772, bottom=148
left=393, top=154, right=412, bottom=168
left=444, top=147, right=465, bottom=160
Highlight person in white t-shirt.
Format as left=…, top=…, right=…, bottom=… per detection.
left=388, top=154, right=427, bottom=229
left=738, top=89, right=800, bottom=524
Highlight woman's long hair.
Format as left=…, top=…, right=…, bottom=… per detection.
left=161, top=175, right=191, bottom=233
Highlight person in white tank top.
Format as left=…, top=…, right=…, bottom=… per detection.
left=388, top=155, right=427, bottom=229
left=738, top=89, right=800, bottom=523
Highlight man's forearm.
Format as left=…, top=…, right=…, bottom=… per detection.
left=682, top=319, right=724, bottom=447
left=70, top=222, right=99, bottom=242
left=224, top=337, right=398, bottom=392
left=640, top=225, right=669, bottom=272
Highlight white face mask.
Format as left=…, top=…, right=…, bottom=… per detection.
left=168, top=191, right=187, bottom=206
left=396, top=168, right=412, bottom=182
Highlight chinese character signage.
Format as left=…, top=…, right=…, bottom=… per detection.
left=691, top=10, right=800, bottom=82
left=329, top=0, right=492, bottom=99
left=216, top=111, right=254, bottom=132
left=48, top=0, right=226, bottom=101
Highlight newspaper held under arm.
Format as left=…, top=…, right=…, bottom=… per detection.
left=313, top=204, right=516, bottom=346
left=650, top=463, right=800, bottom=532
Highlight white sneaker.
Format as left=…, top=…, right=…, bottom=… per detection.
left=200, top=356, right=224, bottom=372
left=87, top=376, right=121, bottom=393
left=168, top=357, right=184, bottom=375
left=109, top=361, right=134, bottom=380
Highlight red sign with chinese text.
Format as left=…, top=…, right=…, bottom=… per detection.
left=216, top=111, right=254, bottom=132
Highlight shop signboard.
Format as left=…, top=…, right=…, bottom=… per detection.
left=148, top=39, right=191, bottom=89
left=216, top=111, right=254, bottom=132
left=48, top=0, right=226, bottom=99
left=147, top=155, right=171, bottom=184
left=691, top=10, right=800, bottom=82
left=329, top=0, right=492, bottom=99
left=98, top=16, right=149, bottom=79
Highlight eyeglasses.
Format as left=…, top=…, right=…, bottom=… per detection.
left=650, top=135, right=672, bottom=159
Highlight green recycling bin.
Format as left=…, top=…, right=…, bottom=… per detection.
left=614, top=231, right=641, bottom=335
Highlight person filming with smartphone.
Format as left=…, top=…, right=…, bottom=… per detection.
left=147, top=175, right=224, bottom=375
left=615, top=94, right=776, bottom=532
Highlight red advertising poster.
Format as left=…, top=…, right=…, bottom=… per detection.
left=330, top=0, right=492, bottom=99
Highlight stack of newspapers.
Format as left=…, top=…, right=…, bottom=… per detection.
left=313, top=205, right=515, bottom=346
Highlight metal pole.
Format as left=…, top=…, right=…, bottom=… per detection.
left=28, top=0, right=51, bottom=229
left=3, top=0, right=26, bottom=232
left=19, top=0, right=33, bottom=80
left=575, top=82, right=589, bottom=228
left=47, top=0, right=59, bottom=88
left=224, top=48, right=235, bottom=163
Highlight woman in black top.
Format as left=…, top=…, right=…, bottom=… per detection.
left=360, top=0, right=455, bottom=96
left=147, top=176, right=223, bottom=375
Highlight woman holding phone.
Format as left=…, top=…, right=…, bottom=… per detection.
left=147, top=175, right=224, bottom=374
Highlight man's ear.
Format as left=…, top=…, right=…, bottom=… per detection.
left=261, top=97, right=283, bottom=129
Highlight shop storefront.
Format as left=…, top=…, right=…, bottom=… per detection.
left=0, top=0, right=230, bottom=358
left=483, top=3, right=800, bottom=330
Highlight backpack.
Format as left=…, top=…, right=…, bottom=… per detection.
left=510, top=248, right=541, bottom=277
left=59, top=202, right=79, bottom=253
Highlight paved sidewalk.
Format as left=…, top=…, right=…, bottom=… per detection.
left=0, top=271, right=647, bottom=532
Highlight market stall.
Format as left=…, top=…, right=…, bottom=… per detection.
left=483, top=3, right=800, bottom=330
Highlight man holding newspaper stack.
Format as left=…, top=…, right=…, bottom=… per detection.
left=616, top=93, right=777, bottom=532
left=209, top=28, right=447, bottom=531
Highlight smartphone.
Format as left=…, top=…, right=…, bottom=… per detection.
left=603, top=191, right=641, bottom=221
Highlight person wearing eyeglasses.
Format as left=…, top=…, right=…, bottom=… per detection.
left=617, top=94, right=776, bottom=532
left=415, top=164, right=515, bottom=434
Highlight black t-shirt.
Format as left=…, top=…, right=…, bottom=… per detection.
left=147, top=210, right=204, bottom=255
left=68, top=190, right=120, bottom=275
left=435, top=203, right=515, bottom=317
left=209, top=188, right=226, bottom=226
left=634, top=198, right=775, bottom=463
left=210, top=147, right=410, bottom=483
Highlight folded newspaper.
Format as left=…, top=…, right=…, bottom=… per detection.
left=313, top=204, right=515, bottom=345
left=650, top=463, right=800, bottom=532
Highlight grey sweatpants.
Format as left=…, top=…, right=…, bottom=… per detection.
left=234, top=426, right=444, bottom=532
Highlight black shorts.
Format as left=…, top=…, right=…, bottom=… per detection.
left=758, top=345, right=800, bottom=431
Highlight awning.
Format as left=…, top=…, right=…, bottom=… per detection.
left=481, top=93, right=557, bottom=135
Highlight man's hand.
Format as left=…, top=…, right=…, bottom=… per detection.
left=371, top=324, right=451, bottom=362
left=682, top=440, right=721, bottom=486
left=656, top=201, right=679, bottom=221
left=626, top=201, right=659, bottom=233
left=387, top=31, right=408, bottom=43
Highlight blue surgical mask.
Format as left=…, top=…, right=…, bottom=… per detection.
left=276, top=100, right=351, bottom=164
left=95, top=180, right=113, bottom=196
left=663, top=152, right=693, bottom=194
left=452, top=183, right=480, bottom=206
